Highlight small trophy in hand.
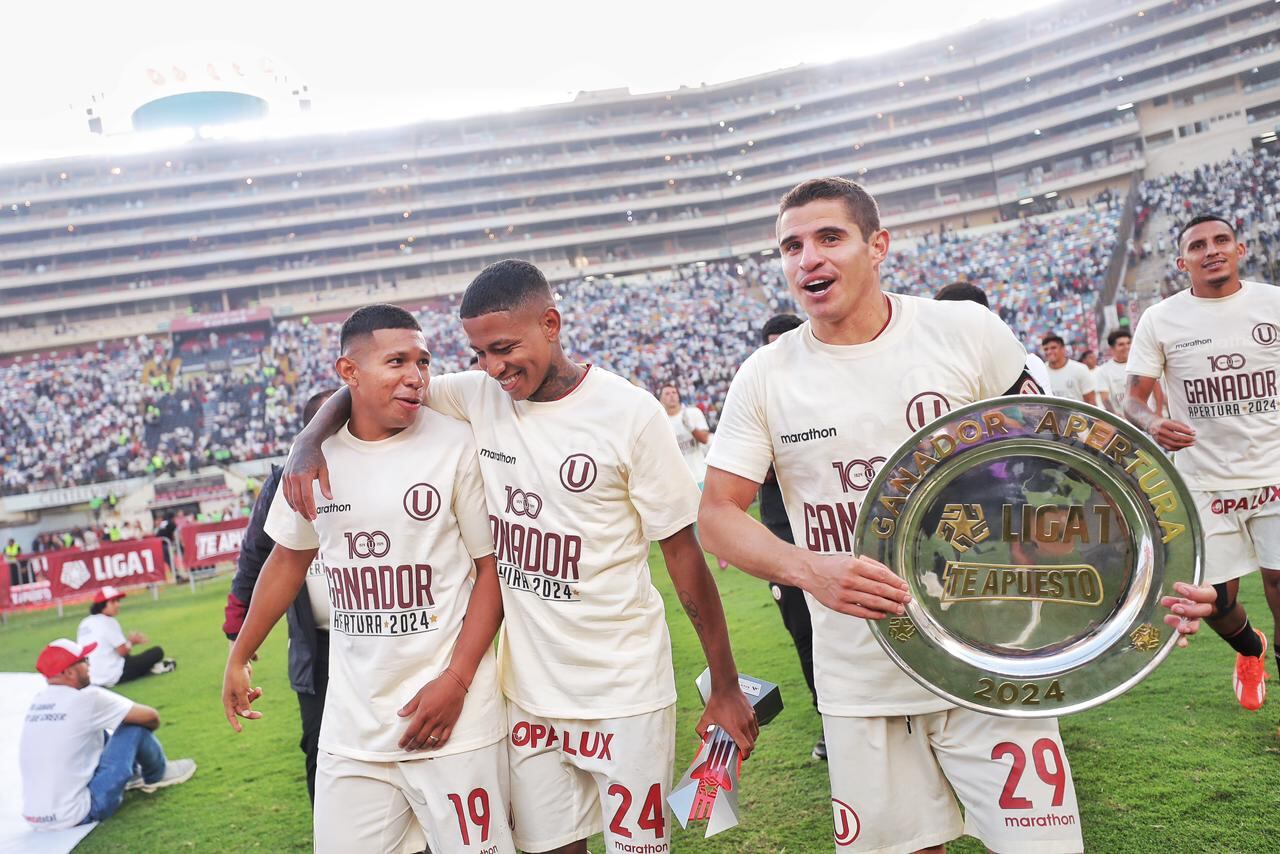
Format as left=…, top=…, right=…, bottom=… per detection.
left=668, top=668, right=782, bottom=837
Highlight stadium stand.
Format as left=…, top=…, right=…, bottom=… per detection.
left=2, top=0, right=1277, bottom=356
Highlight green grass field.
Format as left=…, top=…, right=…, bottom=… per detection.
left=2, top=552, right=1278, bottom=853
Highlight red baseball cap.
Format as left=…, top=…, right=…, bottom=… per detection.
left=93, top=586, right=127, bottom=604
left=36, top=638, right=97, bottom=678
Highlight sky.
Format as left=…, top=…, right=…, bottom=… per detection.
left=1, top=0, right=1064, bottom=161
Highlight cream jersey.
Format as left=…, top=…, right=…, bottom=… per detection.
left=707, top=294, right=1027, bottom=716
left=304, top=557, right=330, bottom=631
left=1046, top=359, right=1093, bottom=401
left=265, top=409, right=503, bottom=761
left=668, top=405, right=710, bottom=483
left=1097, top=358, right=1127, bottom=406
left=428, top=366, right=697, bottom=719
left=1128, top=280, right=1280, bottom=490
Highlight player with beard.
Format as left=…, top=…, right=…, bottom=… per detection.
left=1125, top=214, right=1280, bottom=712
left=699, top=177, right=1214, bottom=854
left=282, top=263, right=757, bottom=854
left=223, top=305, right=512, bottom=853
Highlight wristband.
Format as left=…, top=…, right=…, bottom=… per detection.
left=443, top=668, right=469, bottom=693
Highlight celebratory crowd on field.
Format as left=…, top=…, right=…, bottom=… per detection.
left=12, top=151, right=1277, bottom=852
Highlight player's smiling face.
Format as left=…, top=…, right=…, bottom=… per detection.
left=340, top=327, right=430, bottom=440
left=778, top=199, right=888, bottom=331
left=1177, top=220, right=1245, bottom=294
left=463, top=301, right=556, bottom=401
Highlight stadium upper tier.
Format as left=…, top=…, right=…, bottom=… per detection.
left=1, top=0, right=1278, bottom=352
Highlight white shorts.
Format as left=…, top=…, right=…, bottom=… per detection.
left=314, top=743, right=514, bottom=854
left=824, top=709, right=1082, bottom=854
left=506, top=701, right=675, bottom=852
left=1193, top=486, right=1280, bottom=584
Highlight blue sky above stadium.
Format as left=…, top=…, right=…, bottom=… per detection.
left=2, top=0, right=1059, bottom=162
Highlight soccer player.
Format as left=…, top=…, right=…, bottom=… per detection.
left=222, top=305, right=513, bottom=854
left=658, top=382, right=710, bottom=486
left=283, top=261, right=757, bottom=854
left=1097, top=328, right=1164, bottom=416
left=1125, top=214, right=1280, bottom=711
left=1041, top=334, right=1098, bottom=404
left=222, top=389, right=334, bottom=805
left=699, top=177, right=1214, bottom=853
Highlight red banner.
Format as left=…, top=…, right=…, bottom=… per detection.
left=0, top=564, right=8, bottom=610
left=45, top=538, right=170, bottom=601
left=179, top=518, right=250, bottom=569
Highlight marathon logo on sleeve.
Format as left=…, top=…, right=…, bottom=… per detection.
left=480, top=448, right=517, bottom=465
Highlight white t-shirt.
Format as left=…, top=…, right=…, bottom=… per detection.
left=1045, top=359, right=1094, bottom=401
left=1097, top=358, right=1127, bottom=407
left=1127, top=280, right=1280, bottom=490
left=428, top=366, right=698, bottom=719
left=667, top=406, right=710, bottom=483
left=77, top=614, right=126, bottom=687
left=707, top=295, right=1027, bottom=716
left=20, top=684, right=133, bottom=830
left=265, top=408, right=503, bottom=761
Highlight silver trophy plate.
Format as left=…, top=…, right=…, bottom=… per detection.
left=854, top=397, right=1202, bottom=717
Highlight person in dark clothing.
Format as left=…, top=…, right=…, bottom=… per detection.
left=758, top=313, right=824, bottom=760
left=222, top=389, right=333, bottom=803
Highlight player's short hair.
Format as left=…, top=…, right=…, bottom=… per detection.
left=1080, top=350, right=1094, bottom=361
left=761, top=313, right=803, bottom=344
left=1041, top=334, right=1065, bottom=348
left=460, top=259, right=553, bottom=319
left=339, top=304, right=420, bottom=353
left=778, top=177, right=880, bottom=241
left=1107, top=329, right=1131, bottom=347
left=1176, top=215, right=1235, bottom=249
left=302, top=389, right=336, bottom=427
left=933, top=281, right=989, bottom=308
left=90, top=600, right=108, bottom=615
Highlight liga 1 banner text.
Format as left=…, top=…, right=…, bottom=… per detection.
left=45, top=537, right=170, bottom=600
left=179, top=517, right=250, bottom=569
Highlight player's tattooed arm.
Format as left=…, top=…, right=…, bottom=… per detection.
left=398, top=554, right=503, bottom=751
left=1124, top=375, right=1195, bottom=451
left=282, top=388, right=352, bottom=519
left=659, top=525, right=760, bottom=758
left=222, top=544, right=315, bottom=732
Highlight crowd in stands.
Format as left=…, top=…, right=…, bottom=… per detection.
left=1135, top=147, right=1280, bottom=296
left=0, top=195, right=1173, bottom=497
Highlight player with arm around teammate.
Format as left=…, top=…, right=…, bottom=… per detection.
left=222, top=305, right=513, bottom=854
left=283, top=261, right=758, bottom=854
left=1125, top=214, right=1280, bottom=713
left=699, top=177, right=1214, bottom=854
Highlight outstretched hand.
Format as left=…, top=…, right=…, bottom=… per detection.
left=222, top=659, right=263, bottom=732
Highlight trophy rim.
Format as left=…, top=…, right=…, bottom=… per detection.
left=855, top=394, right=1204, bottom=718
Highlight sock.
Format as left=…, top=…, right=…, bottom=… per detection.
left=1273, top=651, right=1279, bottom=676
left=1225, top=620, right=1264, bottom=657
